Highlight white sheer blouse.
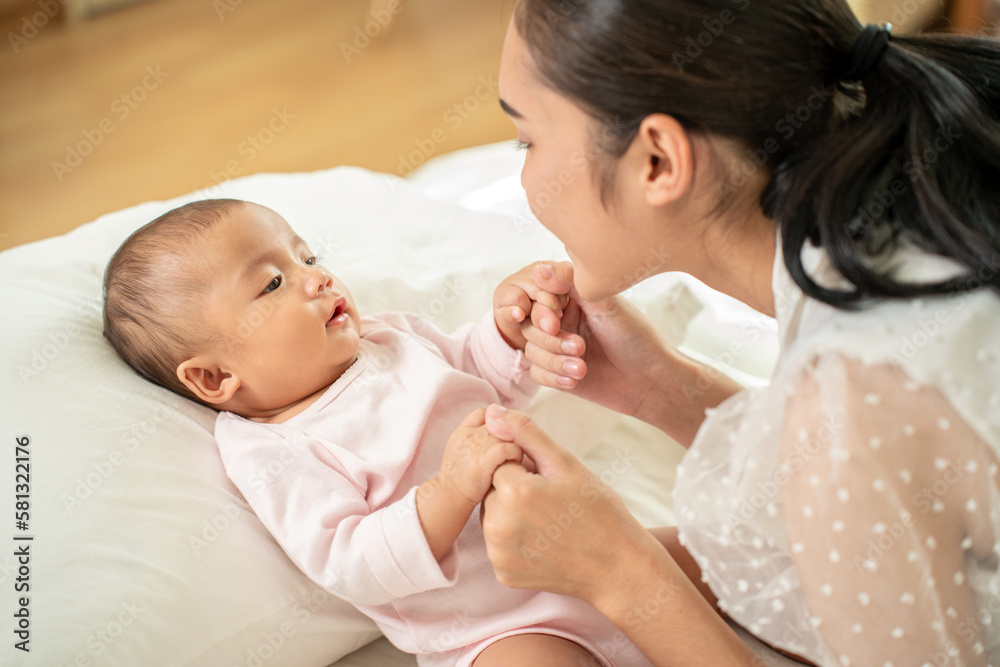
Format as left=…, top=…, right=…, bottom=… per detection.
left=674, top=239, right=1000, bottom=667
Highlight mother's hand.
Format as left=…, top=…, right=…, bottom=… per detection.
left=481, top=405, right=761, bottom=666
left=524, top=263, right=732, bottom=445
left=521, top=262, right=712, bottom=446
left=480, top=405, right=661, bottom=605
left=523, top=264, right=675, bottom=413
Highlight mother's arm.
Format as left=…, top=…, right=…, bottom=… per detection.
left=482, top=407, right=756, bottom=666
left=524, top=263, right=742, bottom=448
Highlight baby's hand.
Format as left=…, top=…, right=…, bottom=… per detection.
left=438, top=409, right=524, bottom=505
left=494, top=261, right=571, bottom=351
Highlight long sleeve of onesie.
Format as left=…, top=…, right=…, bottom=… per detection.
left=218, top=425, right=454, bottom=607
left=372, top=310, right=535, bottom=409
left=215, top=311, right=536, bottom=610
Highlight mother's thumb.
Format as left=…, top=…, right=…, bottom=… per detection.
left=485, top=404, right=517, bottom=441
left=485, top=404, right=570, bottom=473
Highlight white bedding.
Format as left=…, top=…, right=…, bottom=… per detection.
left=0, top=141, right=787, bottom=667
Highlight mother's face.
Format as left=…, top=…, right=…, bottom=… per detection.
left=498, top=23, right=668, bottom=301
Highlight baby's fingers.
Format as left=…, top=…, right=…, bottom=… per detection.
left=482, top=439, right=524, bottom=472
left=530, top=289, right=564, bottom=317
left=531, top=262, right=575, bottom=301
left=494, top=283, right=531, bottom=327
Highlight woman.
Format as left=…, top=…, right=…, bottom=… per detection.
left=479, top=0, right=1000, bottom=665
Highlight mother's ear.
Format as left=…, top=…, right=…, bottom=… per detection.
left=630, top=113, right=694, bottom=207
left=177, top=356, right=241, bottom=405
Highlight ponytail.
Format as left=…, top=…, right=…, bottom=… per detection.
left=763, top=27, right=1000, bottom=307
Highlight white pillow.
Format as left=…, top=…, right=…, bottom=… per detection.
left=0, top=151, right=701, bottom=667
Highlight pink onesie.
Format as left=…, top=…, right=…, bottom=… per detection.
left=215, top=311, right=651, bottom=667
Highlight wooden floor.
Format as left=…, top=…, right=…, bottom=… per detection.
left=0, top=0, right=517, bottom=249
left=3, top=0, right=994, bottom=250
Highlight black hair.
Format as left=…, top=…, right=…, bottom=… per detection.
left=515, top=0, right=1000, bottom=307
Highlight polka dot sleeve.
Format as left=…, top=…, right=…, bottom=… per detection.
left=782, top=355, right=999, bottom=667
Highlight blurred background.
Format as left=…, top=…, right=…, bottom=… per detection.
left=1, top=0, right=996, bottom=250
left=0, top=0, right=517, bottom=249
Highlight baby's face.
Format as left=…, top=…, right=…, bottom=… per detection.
left=195, top=203, right=361, bottom=415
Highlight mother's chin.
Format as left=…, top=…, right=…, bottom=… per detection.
left=570, top=261, right=641, bottom=303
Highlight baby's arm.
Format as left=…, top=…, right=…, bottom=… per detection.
left=493, top=262, right=571, bottom=351
left=415, top=408, right=522, bottom=560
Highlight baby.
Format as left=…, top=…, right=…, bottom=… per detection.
left=102, top=199, right=650, bottom=667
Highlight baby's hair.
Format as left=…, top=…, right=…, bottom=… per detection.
left=103, top=198, right=247, bottom=407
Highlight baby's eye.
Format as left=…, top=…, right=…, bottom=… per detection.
left=305, top=256, right=317, bottom=266
left=262, top=276, right=281, bottom=294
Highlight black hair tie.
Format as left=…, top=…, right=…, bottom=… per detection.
left=842, top=23, right=892, bottom=82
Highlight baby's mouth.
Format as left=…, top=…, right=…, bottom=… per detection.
left=327, top=297, right=349, bottom=327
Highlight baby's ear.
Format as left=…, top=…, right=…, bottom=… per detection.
left=176, top=357, right=240, bottom=405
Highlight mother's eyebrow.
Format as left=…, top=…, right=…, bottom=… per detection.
left=499, top=98, right=523, bottom=119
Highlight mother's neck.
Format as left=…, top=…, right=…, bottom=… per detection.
left=689, top=204, right=778, bottom=318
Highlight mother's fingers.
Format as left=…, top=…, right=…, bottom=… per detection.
left=479, top=411, right=631, bottom=599
left=485, top=406, right=579, bottom=477
left=521, top=318, right=566, bottom=357
left=530, top=302, right=584, bottom=355
left=521, top=322, right=587, bottom=388
left=529, top=302, right=561, bottom=336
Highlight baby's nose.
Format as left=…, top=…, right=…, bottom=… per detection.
left=308, top=271, right=333, bottom=296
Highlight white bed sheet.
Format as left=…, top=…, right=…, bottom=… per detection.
left=0, top=140, right=788, bottom=667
